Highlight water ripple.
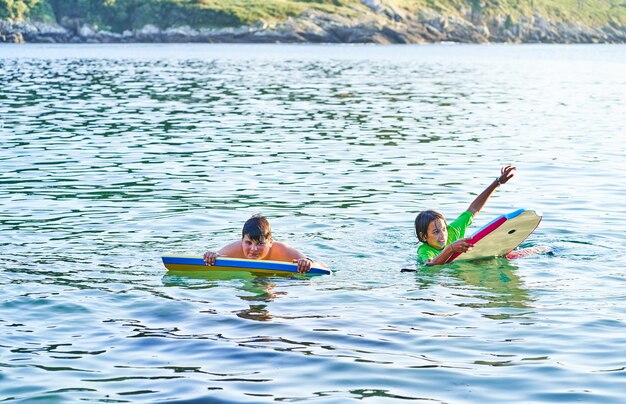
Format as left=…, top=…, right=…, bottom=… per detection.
left=1, top=43, right=626, bottom=403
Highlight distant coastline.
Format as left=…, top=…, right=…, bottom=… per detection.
left=3, top=16, right=625, bottom=45
left=2, top=2, right=626, bottom=45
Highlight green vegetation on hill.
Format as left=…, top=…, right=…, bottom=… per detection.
left=1, top=0, right=53, bottom=21
left=395, top=0, right=626, bottom=26
left=0, top=0, right=362, bottom=30
left=2, top=0, right=625, bottom=31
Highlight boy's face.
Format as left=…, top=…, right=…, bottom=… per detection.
left=241, top=235, right=272, bottom=260
left=424, top=219, right=448, bottom=250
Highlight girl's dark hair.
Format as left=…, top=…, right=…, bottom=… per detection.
left=414, top=210, right=446, bottom=243
left=242, top=214, right=272, bottom=242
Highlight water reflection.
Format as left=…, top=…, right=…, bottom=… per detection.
left=162, top=271, right=290, bottom=322
left=415, top=258, right=534, bottom=313
left=235, top=278, right=284, bottom=322
left=162, top=270, right=256, bottom=285
left=3, top=44, right=626, bottom=403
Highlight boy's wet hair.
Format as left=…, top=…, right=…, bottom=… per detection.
left=415, top=210, right=446, bottom=243
left=242, top=214, right=272, bottom=242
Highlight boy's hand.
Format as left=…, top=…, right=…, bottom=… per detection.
left=447, top=238, right=474, bottom=253
left=203, top=251, right=219, bottom=266
left=293, top=258, right=312, bottom=273
left=498, top=165, right=516, bottom=185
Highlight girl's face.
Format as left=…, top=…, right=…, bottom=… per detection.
left=424, top=219, right=448, bottom=250
left=241, top=235, right=272, bottom=260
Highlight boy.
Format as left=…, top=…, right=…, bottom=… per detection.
left=203, top=214, right=327, bottom=273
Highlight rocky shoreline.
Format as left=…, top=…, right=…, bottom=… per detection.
left=2, top=6, right=625, bottom=45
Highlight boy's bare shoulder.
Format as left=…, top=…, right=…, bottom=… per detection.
left=218, top=241, right=244, bottom=257
left=268, top=241, right=304, bottom=260
left=270, top=240, right=290, bottom=249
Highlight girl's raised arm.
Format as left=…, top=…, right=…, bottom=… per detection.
left=467, top=166, right=516, bottom=215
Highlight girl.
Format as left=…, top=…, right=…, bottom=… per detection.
left=415, top=166, right=516, bottom=266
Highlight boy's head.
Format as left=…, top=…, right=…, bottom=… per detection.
left=415, top=210, right=448, bottom=249
left=242, top=214, right=272, bottom=242
left=241, top=215, right=273, bottom=260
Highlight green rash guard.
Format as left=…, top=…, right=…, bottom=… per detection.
left=417, top=211, right=474, bottom=264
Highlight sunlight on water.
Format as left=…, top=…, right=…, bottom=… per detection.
left=1, top=43, right=625, bottom=402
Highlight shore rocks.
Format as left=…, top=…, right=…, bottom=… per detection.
left=1, top=8, right=625, bottom=45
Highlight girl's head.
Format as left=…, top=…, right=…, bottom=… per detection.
left=415, top=210, right=448, bottom=250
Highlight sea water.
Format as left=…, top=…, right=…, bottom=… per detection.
left=1, top=43, right=625, bottom=402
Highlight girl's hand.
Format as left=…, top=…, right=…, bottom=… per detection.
left=293, top=258, right=312, bottom=273
left=498, top=165, right=516, bottom=185
left=447, top=238, right=473, bottom=253
left=203, top=251, right=219, bottom=266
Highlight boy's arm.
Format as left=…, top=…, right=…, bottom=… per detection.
left=273, top=242, right=327, bottom=273
left=217, top=241, right=243, bottom=256
left=467, top=166, right=516, bottom=215
left=203, top=241, right=242, bottom=265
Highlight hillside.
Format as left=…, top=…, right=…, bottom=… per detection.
left=1, top=0, right=625, bottom=43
